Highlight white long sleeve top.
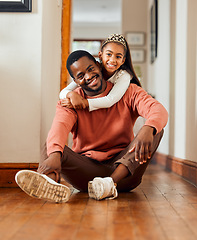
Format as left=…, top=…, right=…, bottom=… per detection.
left=59, top=69, right=131, bottom=111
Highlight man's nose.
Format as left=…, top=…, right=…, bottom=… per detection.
left=84, top=72, right=92, bottom=81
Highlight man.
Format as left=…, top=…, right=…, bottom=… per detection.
left=15, top=50, right=168, bottom=203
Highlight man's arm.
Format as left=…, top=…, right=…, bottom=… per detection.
left=129, top=125, right=154, bottom=164
left=37, top=152, right=62, bottom=180
left=128, top=85, right=168, bottom=164
left=130, top=85, right=168, bottom=134
left=38, top=102, right=77, bottom=177
left=47, top=102, right=77, bottom=156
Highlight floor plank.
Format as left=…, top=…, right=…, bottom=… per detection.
left=0, top=164, right=197, bottom=240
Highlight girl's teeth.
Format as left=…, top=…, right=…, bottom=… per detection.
left=108, top=64, right=115, bottom=67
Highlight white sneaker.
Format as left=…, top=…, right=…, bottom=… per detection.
left=15, top=170, right=71, bottom=203
left=88, top=177, right=118, bottom=200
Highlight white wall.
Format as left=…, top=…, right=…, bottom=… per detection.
left=122, top=0, right=148, bottom=89
left=73, top=23, right=121, bottom=40
left=173, top=0, right=188, bottom=158
left=147, top=0, right=197, bottom=162
left=72, top=0, right=121, bottom=39
left=0, top=0, right=62, bottom=163
left=147, top=0, right=170, bottom=154
left=169, top=0, right=197, bottom=162
left=41, top=0, right=62, bottom=147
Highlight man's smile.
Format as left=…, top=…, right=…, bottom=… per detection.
left=86, top=75, right=99, bottom=87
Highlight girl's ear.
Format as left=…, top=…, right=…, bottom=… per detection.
left=121, top=57, right=126, bottom=65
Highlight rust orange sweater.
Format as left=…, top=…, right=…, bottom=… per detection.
left=47, top=82, right=168, bottom=161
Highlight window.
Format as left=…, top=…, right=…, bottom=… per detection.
left=72, top=40, right=103, bottom=61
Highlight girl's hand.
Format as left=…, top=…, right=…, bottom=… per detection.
left=129, top=126, right=155, bottom=164
left=66, top=91, right=89, bottom=109
left=61, top=98, right=74, bottom=108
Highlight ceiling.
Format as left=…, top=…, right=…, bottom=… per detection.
left=73, top=0, right=122, bottom=24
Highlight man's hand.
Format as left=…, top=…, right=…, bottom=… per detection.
left=61, top=91, right=89, bottom=109
left=37, top=152, right=62, bottom=180
left=129, top=126, right=155, bottom=164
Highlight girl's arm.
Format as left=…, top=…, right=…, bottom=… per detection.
left=59, top=81, right=78, bottom=99
left=59, top=81, right=88, bottom=109
left=88, top=70, right=131, bottom=111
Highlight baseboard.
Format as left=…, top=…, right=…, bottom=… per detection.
left=0, top=163, right=38, bottom=187
left=152, top=152, right=197, bottom=187
left=1, top=155, right=197, bottom=188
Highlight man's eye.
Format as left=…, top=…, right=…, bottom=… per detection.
left=77, top=75, right=84, bottom=80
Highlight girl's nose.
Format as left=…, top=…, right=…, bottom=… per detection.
left=110, top=56, right=116, bottom=62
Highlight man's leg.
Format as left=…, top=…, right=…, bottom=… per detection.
left=38, top=143, right=60, bottom=182
left=15, top=144, right=70, bottom=203
left=39, top=143, right=118, bottom=192
left=113, top=129, right=164, bottom=192
left=88, top=130, right=164, bottom=200
left=60, top=146, right=116, bottom=191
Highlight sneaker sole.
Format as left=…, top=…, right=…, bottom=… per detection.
left=15, top=170, right=71, bottom=203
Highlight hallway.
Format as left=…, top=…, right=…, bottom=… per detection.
left=1, top=164, right=197, bottom=240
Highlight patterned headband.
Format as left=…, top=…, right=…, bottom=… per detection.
left=102, top=34, right=127, bottom=49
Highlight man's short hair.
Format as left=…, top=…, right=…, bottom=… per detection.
left=66, top=50, right=97, bottom=78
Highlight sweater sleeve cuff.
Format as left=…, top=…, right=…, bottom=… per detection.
left=144, top=119, right=163, bottom=135
left=47, top=144, right=64, bottom=157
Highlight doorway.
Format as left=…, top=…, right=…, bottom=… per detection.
left=61, top=0, right=122, bottom=90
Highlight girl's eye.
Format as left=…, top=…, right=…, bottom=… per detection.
left=106, top=53, right=111, bottom=56
left=88, top=67, right=94, bottom=72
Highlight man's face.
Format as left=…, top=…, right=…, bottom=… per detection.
left=70, top=56, right=106, bottom=96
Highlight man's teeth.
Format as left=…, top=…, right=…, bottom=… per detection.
left=89, top=77, right=97, bottom=85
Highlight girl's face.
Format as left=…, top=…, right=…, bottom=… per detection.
left=99, top=42, right=126, bottom=75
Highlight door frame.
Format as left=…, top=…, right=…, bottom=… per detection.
left=61, top=0, right=72, bottom=90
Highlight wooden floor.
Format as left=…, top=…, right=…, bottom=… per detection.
left=0, top=164, right=197, bottom=240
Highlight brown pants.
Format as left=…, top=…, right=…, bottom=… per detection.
left=40, top=130, right=163, bottom=192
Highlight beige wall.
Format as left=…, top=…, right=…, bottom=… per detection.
left=1, top=0, right=197, bottom=164
left=122, top=0, right=148, bottom=89
left=0, top=0, right=62, bottom=163
left=185, top=0, right=197, bottom=161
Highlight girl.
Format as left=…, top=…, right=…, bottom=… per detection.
left=59, top=33, right=141, bottom=111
